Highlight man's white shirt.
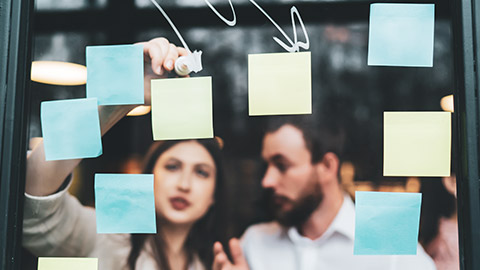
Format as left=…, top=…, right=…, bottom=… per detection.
left=241, top=195, right=436, bottom=270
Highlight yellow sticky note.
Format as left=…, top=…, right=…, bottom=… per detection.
left=151, top=77, right=213, bottom=140
left=248, top=52, right=312, bottom=116
left=384, top=112, right=451, bottom=177
left=38, top=258, right=98, bottom=270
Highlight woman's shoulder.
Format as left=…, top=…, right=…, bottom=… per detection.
left=90, top=234, right=134, bottom=269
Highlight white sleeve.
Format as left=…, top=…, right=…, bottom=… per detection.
left=22, top=179, right=97, bottom=257
left=240, top=225, right=255, bottom=264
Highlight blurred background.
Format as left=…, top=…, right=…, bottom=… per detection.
left=25, top=0, right=456, bottom=268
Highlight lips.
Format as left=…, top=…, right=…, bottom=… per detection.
left=272, top=195, right=289, bottom=205
left=169, top=197, right=191, bottom=210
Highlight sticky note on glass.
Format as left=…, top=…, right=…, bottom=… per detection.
left=87, top=44, right=144, bottom=105
left=354, top=191, right=422, bottom=255
left=151, top=77, right=213, bottom=140
left=41, top=98, right=102, bottom=161
left=38, top=257, right=98, bottom=270
left=384, top=112, right=451, bottom=177
left=368, top=4, right=435, bottom=67
left=95, top=174, right=156, bottom=233
left=248, top=52, right=311, bottom=116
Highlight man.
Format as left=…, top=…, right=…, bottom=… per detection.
left=213, top=116, right=436, bottom=270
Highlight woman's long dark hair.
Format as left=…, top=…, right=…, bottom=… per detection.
left=419, top=177, right=456, bottom=247
left=127, top=139, right=227, bottom=270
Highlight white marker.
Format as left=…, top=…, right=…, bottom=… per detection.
left=174, top=56, right=190, bottom=76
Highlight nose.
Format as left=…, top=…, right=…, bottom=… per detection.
left=261, top=166, right=279, bottom=189
left=177, top=171, right=192, bottom=192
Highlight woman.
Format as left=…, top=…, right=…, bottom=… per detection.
left=128, top=139, right=226, bottom=270
left=23, top=38, right=226, bottom=269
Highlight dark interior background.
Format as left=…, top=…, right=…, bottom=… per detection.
left=24, top=0, right=454, bottom=269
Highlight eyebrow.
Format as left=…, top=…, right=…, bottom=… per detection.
left=268, top=154, right=292, bottom=165
left=196, top=163, right=214, bottom=170
left=166, top=157, right=215, bottom=171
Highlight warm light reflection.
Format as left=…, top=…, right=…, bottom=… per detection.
left=440, top=94, right=454, bottom=112
left=127, top=106, right=151, bottom=116
left=28, top=137, right=43, bottom=151
left=31, top=61, right=87, bottom=85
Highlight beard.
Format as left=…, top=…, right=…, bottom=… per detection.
left=266, top=170, right=323, bottom=228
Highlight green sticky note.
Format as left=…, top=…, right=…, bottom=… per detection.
left=384, top=112, right=451, bottom=177
left=354, top=191, right=422, bottom=255
left=38, top=258, right=98, bottom=270
left=248, top=52, right=312, bottom=116
left=151, top=77, right=213, bottom=140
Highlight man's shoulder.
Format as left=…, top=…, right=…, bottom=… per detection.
left=242, top=221, right=286, bottom=242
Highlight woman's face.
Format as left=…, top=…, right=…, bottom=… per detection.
left=153, top=141, right=216, bottom=226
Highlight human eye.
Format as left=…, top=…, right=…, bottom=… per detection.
left=274, top=161, right=288, bottom=173
left=195, top=166, right=211, bottom=178
left=165, top=160, right=181, bottom=171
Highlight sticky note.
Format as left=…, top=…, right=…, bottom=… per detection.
left=248, top=52, right=311, bottom=116
left=41, top=98, right=102, bottom=161
left=87, top=44, right=144, bottom=105
left=95, top=174, right=156, bottom=233
left=151, top=77, right=213, bottom=140
left=368, top=4, right=435, bottom=67
left=38, top=257, right=98, bottom=270
left=384, top=112, right=451, bottom=177
left=354, top=191, right=422, bottom=255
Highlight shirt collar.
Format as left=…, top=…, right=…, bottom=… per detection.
left=329, top=194, right=355, bottom=240
left=287, top=194, right=355, bottom=243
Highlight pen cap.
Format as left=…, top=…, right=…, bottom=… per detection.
left=174, top=56, right=190, bottom=76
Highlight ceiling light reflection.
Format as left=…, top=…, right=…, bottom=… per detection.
left=31, top=61, right=87, bottom=86
left=127, top=106, right=151, bottom=116
left=440, top=94, right=454, bottom=112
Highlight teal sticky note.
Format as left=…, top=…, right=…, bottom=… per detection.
left=354, top=191, right=422, bottom=255
left=87, top=44, right=144, bottom=105
left=41, top=98, right=102, bottom=161
left=95, top=174, right=156, bottom=234
left=368, top=4, right=435, bottom=67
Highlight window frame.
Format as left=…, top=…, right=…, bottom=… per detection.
left=1, top=0, right=479, bottom=269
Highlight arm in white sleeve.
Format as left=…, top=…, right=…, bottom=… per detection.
left=23, top=177, right=97, bottom=257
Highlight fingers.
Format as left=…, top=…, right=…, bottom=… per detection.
left=143, top=37, right=169, bottom=75
left=163, top=43, right=179, bottom=71
left=213, top=241, right=231, bottom=270
left=142, top=37, right=186, bottom=76
left=177, top=46, right=189, bottom=57
left=214, top=241, right=224, bottom=256
left=229, top=238, right=248, bottom=267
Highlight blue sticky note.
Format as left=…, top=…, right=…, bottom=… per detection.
left=95, top=174, right=156, bottom=234
left=87, top=44, right=144, bottom=105
left=368, top=4, right=435, bottom=67
left=41, top=98, right=102, bottom=161
left=354, top=191, right=422, bottom=255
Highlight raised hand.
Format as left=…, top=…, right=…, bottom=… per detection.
left=136, top=37, right=188, bottom=105
left=213, top=238, right=250, bottom=270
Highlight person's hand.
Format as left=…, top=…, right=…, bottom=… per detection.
left=213, top=238, right=250, bottom=270
left=136, top=37, right=188, bottom=105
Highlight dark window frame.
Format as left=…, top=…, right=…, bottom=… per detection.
left=0, top=0, right=34, bottom=269
left=1, top=0, right=479, bottom=269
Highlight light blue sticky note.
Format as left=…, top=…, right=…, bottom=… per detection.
left=41, top=98, right=102, bottom=161
left=87, top=44, right=144, bottom=105
left=354, top=191, right=422, bottom=255
left=368, top=4, right=435, bottom=67
left=95, top=174, right=156, bottom=234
